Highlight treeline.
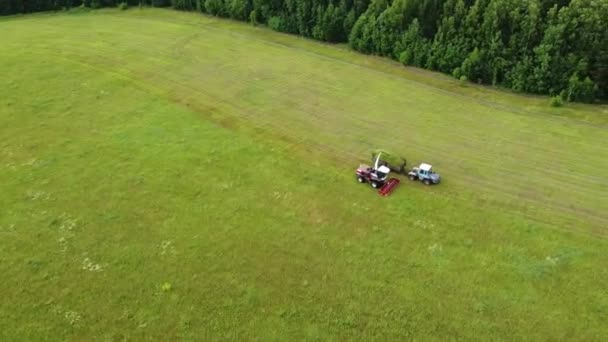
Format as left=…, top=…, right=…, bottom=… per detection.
left=170, top=0, right=373, bottom=43
left=0, top=0, right=169, bottom=14
left=2, top=0, right=606, bottom=102
left=348, top=0, right=607, bottom=102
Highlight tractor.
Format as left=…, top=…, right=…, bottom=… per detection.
left=408, top=163, right=441, bottom=185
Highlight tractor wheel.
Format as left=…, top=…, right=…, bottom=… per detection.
left=423, top=179, right=431, bottom=185
left=357, top=176, right=366, bottom=184
left=371, top=181, right=380, bottom=189
left=409, top=175, right=416, bottom=181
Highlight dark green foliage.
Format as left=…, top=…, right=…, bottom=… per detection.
left=343, top=9, right=356, bottom=35
left=2, top=0, right=605, bottom=101
left=0, top=0, right=174, bottom=14
left=267, top=15, right=282, bottom=31
left=567, top=74, right=598, bottom=103
left=249, top=9, right=258, bottom=24
left=226, top=0, right=251, bottom=20
left=346, top=0, right=607, bottom=101
left=0, top=0, right=85, bottom=13
left=460, top=47, right=483, bottom=84
left=396, top=18, right=430, bottom=66
left=118, top=1, right=128, bottom=9
left=312, top=2, right=348, bottom=42
left=204, top=0, right=225, bottom=16
left=459, top=75, right=468, bottom=85
left=150, top=0, right=171, bottom=6
left=348, top=14, right=374, bottom=53
left=172, top=0, right=196, bottom=11
left=550, top=95, right=563, bottom=107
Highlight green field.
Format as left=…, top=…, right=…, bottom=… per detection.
left=1, top=8, right=607, bottom=340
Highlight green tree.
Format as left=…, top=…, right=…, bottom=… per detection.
left=567, top=74, right=598, bottom=103
left=226, top=0, right=251, bottom=20
left=205, top=0, right=226, bottom=16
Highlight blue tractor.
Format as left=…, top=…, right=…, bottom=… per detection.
left=408, top=163, right=441, bottom=185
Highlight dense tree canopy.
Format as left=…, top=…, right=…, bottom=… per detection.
left=0, top=0, right=167, bottom=14
left=348, top=0, right=607, bottom=101
left=2, top=0, right=606, bottom=101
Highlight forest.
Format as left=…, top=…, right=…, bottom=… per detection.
left=1, top=0, right=606, bottom=102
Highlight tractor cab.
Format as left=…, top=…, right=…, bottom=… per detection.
left=374, top=165, right=391, bottom=180
left=408, top=163, right=441, bottom=185
left=356, top=162, right=391, bottom=188
left=357, top=164, right=390, bottom=179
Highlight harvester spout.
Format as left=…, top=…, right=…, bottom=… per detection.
left=373, top=152, right=382, bottom=170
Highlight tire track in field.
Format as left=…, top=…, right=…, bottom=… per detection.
left=124, top=34, right=608, bottom=222
left=125, top=64, right=608, bottom=230
left=83, top=34, right=604, bottom=192
left=36, top=35, right=608, bottom=187
left=28, top=21, right=608, bottom=150
left=17, top=14, right=608, bottom=149
left=11, top=24, right=608, bottom=234
left=26, top=43, right=608, bottom=231
left=106, top=12, right=608, bottom=131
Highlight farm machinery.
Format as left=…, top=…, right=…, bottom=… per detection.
left=356, top=152, right=401, bottom=196
left=408, top=163, right=441, bottom=185
left=372, top=149, right=407, bottom=174
left=356, top=150, right=441, bottom=195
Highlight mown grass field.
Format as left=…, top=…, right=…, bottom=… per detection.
left=1, top=8, right=607, bottom=340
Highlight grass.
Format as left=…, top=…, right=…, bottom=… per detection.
left=1, top=8, right=607, bottom=340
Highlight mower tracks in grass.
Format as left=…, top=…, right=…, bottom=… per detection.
left=5, top=12, right=607, bottom=235
left=21, top=44, right=608, bottom=234
left=106, top=10, right=608, bottom=130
